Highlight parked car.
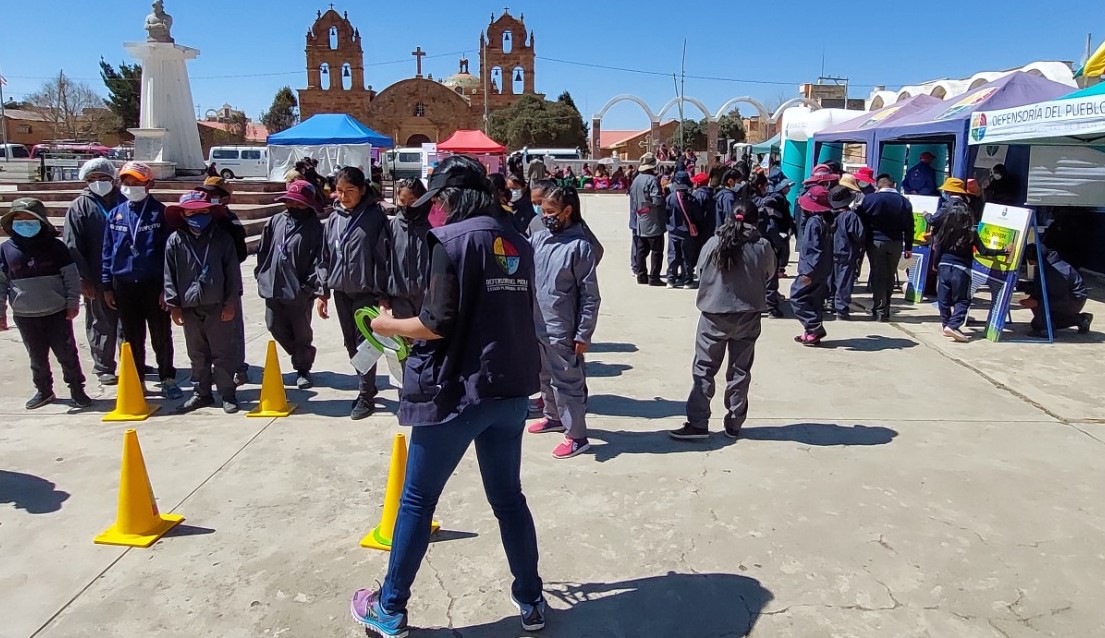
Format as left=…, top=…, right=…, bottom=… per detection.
left=0, top=143, right=31, bottom=159
left=207, top=146, right=269, bottom=179
left=30, top=142, right=111, bottom=159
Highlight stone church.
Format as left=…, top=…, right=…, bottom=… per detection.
left=298, top=7, right=543, bottom=147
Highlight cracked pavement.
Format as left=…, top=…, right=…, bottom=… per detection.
left=3, top=195, right=1105, bottom=637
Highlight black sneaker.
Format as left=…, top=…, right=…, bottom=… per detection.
left=511, top=595, right=547, bottom=632
left=1078, top=313, right=1094, bottom=335
left=222, top=397, right=240, bottom=414
left=685, top=280, right=700, bottom=290
left=636, top=275, right=649, bottom=285
left=97, top=373, right=119, bottom=386
left=296, top=371, right=314, bottom=390
left=648, top=278, right=665, bottom=287
left=177, top=393, right=214, bottom=413
left=669, top=423, right=709, bottom=440
left=70, top=386, right=93, bottom=409
left=142, top=365, right=157, bottom=377
left=350, top=394, right=376, bottom=420
left=234, top=370, right=249, bottom=387
left=724, top=424, right=742, bottom=439
left=768, top=307, right=785, bottom=319
left=25, top=390, right=56, bottom=410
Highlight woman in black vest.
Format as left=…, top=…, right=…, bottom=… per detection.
left=350, top=156, right=547, bottom=637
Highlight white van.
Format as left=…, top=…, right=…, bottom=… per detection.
left=518, top=147, right=581, bottom=165
left=207, top=146, right=269, bottom=179
left=383, top=147, right=425, bottom=181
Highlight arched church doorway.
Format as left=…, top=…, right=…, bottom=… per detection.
left=406, top=134, right=432, bottom=146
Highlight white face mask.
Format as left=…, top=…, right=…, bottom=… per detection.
left=88, top=180, right=114, bottom=197
left=120, top=185, right=147, bottom=202
left=510, top=189, right=523, bottom=203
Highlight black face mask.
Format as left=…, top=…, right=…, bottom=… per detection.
left=402, top=201, right=431, bottom=220
left=289, top=206, right=315, bottom=220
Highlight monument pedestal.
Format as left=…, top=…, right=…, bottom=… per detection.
left=124, top=41, right=205, bottom=176
left=126, top=127, right=176, bottom=179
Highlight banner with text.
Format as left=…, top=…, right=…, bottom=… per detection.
left=903, top=195, right=940, bottom=303
left=970, top=203, right=1032, bottom=341
left=969, top=95, right=1105, bottom=145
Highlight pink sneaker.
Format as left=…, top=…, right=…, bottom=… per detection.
left=552, top=437, right=590, bottom=459
left=528, top=418, right=566, bottom=434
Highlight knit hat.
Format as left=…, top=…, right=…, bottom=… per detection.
left=78, top=157, right=117, bottom=181
left=2, top=198, right=57, bottom=238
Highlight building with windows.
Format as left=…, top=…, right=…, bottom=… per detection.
left=297, top=7, right=543, bottom=147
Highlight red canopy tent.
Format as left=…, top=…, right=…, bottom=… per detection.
left=436, top=129, right=507, bottom=153
left=436, top=130, right=508, bottom=173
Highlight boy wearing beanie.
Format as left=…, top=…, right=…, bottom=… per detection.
left=1, top=198, right=92, bottom=409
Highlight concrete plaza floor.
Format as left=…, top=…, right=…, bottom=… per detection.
left=2, top=195, right=1104, bottom=637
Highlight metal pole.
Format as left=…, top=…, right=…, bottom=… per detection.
left=1083, top=33, right=1094, bottom=88
left=483, top=37, right=490, bottom=135
left=680, top=39, right=687, bottom=149
left=0, top=66, right=9, bottom=162
left=673, top=73, right=682, bottom=150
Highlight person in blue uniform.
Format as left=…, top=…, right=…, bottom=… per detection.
left=350, top=156, right=546, bottom=637
left=755, top=177, right=794, bottom=318
left=665, top=171, right=703, bottom=288
left=902, top=151, right=938, bottom=196
left=1020, top=244, right=1093, bottom=338
left=828, top=186, right=865, bottom=320
left=790, top=186, right=833, bottom=346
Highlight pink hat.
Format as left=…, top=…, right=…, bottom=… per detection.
left=854, top=166, right=876, bottom=184
left=275, top=180, right=320, bottom=211
left=803, top=164, right=840, bottom=185
left=798, top=185, right=832, bottom=213
left=165, top=190, right=227, bottom=229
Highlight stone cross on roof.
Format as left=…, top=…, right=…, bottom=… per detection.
left=412, top=47, right=426, bottom=78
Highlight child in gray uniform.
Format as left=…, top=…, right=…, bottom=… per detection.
left=527, top=185, right=602, bottom=459
left=163, top=191, right=244, bottom=413
left=671, top=201, right=775, bottom=441
left=255, top=180, right=324, bottom=389
left=386, top=178, right=432, bottom=319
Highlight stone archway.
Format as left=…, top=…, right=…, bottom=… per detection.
left=592, top=94, right=659, bottom=159
left=406, top=134, right=432, bottom=146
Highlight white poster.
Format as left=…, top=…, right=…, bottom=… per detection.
left=973, top=144, right=1009, bottom=170
left=1027, top=145, right=1105, bottom=207
left=970, top=95, right=1105, bottom=145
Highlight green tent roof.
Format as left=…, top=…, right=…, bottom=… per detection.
left=1061, top=82, right=1105, bottom=99
left=751, top=134, right=780, bottom=154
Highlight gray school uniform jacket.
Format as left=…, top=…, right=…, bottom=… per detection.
left=254, top=210, right=324, bottom=302
left=316, top=200, right=390, bottom=299
left=62, top=187, right=119, bottom=290
left=531, top=223, right=601, bottom=349
left=164, top=226, right=243, bottom=309
left=387, top=208, right=432, bottom=319
left=695, top=230, right=777, bottom=314
left=629, top=172, right=666, bottom=238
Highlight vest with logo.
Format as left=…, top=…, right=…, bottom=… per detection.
left=398, top=212, right=541, bottom=426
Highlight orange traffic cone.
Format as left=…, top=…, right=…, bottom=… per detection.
left=94, top=429, right=183, bottom=547
left=103, top=342, right=157, bottom=422
left=361, top=433, right=439, bottom=551
left=247, top=340, right=295, bottom=418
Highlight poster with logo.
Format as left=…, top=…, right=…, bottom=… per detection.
left=903, top=195, right=940, bottom=303
left=970, top=203, right=1033, bottom=341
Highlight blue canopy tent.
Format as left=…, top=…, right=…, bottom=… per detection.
left=266, top=114, right=394, bottom=180
left=810, top=94, right=942, bottom=172
left=867, top=72, right=1072, bottom=185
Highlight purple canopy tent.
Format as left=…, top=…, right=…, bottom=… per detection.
left=869, top=72, right=1072, bottom=179
left=810, top=94, right=942, bottom=165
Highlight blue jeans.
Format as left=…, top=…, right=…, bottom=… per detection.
left=380, top=397, right=543, bottom=615
left=937, top=263, right=971, bottom=330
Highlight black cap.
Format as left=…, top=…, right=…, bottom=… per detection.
left=413, top=157, right=490, bottom=208
left=828, top=185, right=855, bottom=210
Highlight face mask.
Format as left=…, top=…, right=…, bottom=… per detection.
left=11, top=220, right=42, bottom=238
left=289, top=206, right=314, bottom=219
left=120, top=185, right=148, bottom=202
left=510, top=189, right=523, bottom=203
left=543, top=215, right=565, bottom=233
left=401, top=202, right=429, bottom=221
left=992, top=173, right=1002, bottom=181
left=88, top=180, right=114, bottom=197
left=428, top=204, right=447, bottom=228
left=185, top=213, right=212, bottom=232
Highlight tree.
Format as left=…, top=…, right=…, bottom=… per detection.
left=489, top=94, right=589, bottom=150
left=556, top=91, right=589, bottom=143
left=226, top=111, right=248, bottom=140
left=716, top=109, right=746, bottom=143
left=99, top=59, right=142, bottom=131
left=672, top=119, right=707, bottom=150
left=261, top=86, right=299, bottom=134
left=27, top=71, right=109, bottom=140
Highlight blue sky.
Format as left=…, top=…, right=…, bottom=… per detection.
left=1, top=1, right=1103, bottom=132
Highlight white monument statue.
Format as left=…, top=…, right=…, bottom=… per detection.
left=124, top=1, right=204, bottom=176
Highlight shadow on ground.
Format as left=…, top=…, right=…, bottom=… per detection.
left=586, top=423, right=898, bottom=462
left=416, top=572, right=772, bottom=637
left=588, top=394, right=683, bottom=418
left=818, top=336, right=918, bottom=351
left=0, top=470, right=70, bottom=514
left=587, top=342, right=639, bottom=354
left=585, top=361, right=632, bottom=378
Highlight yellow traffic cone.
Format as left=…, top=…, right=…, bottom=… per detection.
left=103, top=342, right=158, bottom=422
left=247, top=340, right=296, bottom=418
left=94, top=429, right=183, bottom=547
left=361, top=433, right=440, bottom=551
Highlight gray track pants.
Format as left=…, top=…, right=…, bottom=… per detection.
left=686, top=312, right=760, bottom=432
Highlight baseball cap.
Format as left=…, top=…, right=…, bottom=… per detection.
left=275, top=180, right=320, bottom=211
left=412, top=157, right=490, bottom=208
left=118, top=161, right=154, bottom=183
left=691, top=172, right=710, bottom=187
left=197, top=176, right=233, bottom=198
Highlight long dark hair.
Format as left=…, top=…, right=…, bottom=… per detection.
left=435, top=155, right=494, bottom=223
left=335, top=166, right=378, bottom=204
left=933, top=199, right=976, bottom=254
left=712, top=200, right=761, bottom=272
left=543, top=184, right=582, bottom=223
left=396, top=177, right=426, bottom=198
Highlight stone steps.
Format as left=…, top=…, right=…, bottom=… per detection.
left=2, top=189, right=285, bottom=205
left=10, top=179, right=286, bottom=193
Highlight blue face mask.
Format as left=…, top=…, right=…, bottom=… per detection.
left=11, top=220, right=42, bottom=238
left=185, top=213, right=212, bottom=232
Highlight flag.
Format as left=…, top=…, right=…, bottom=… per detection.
left=1075, top=39, right=1105, bottom=78
left=0, top=74, right=7, bottom=86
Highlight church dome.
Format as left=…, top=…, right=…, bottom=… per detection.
left=443, top=57, right=480, bottom=93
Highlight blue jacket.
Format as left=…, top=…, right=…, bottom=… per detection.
left=857, top=189, right=915, bottom=251
left=399, top=213, right=540, bottom=426
left=902, top=162, right=938, bottom=196
left=714, top=187, right=739, bottom=229
left=100, top=196, right=169, bottom=285
left=665, top=189, right=703, bottom=239
left=797, top=213, right=832, bottom=281
left=832, top=209, right=865, bottom=261
left=692, top=186, right=716, bottom=237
